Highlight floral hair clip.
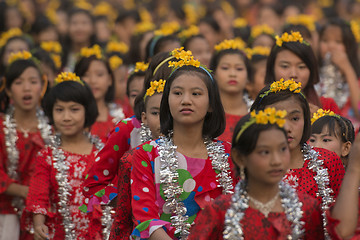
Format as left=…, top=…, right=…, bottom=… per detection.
left=109, top=56, right=123, bottom=70
left=106, top=41, right=129, bottom=54
left=350, top=20, right=360, bottom=43
left=178, top=25, right=199, bottom=40
left=135, top=21, right=156, bottom=35
left=134, top=62, right=149, bottom=73
left=183, top=4, right=198, bottom=26
left=275, top=31, right=308, bottom=47
left=0, top=28, right=23, bottom=48
left=154, top=21, right=181, bottom=36
left=233, top=18, right=248, bottom=28
left=235, top=108, right=287, bottom=142
left=93, top=2, right=117, bottom=21
left=311, top=108, right=339, bottom=124
left=286, top=15, right=316, bottom=32
left=245, top=46, right=271, bottom=59
left=40, top=41, right=62, bottom=54
left=8, top=50, right=32, bottom=65
left=250, top=24, right=275, bottom=40
left=260, top=78, right=304, bottom=99
left=54, top=72, right=84, bottom=86
left=80, top=44, right=103, bottom=59
left=214, top=38, right=246, bottom=52
left=144, top=79, right=166, bottom=101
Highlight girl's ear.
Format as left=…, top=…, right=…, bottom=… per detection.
left=141, top=111, right=147, bottom=125
left=231, top=148, right=245, bottom=168
left=341, top=141, right=352, bottom=158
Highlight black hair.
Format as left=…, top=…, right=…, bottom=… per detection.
left=198, top=16, right=221, bottom=33
left=74, top=55, right=115, bottom=103
left=318, top=18, right=360, bottom=77
left=312, top=115, right=355, bottom=144
left=32, top=48, right=58, bottom=73
left=233, top=25, right=251, bottom=43
left=128, top=32, right=151, bottom=64
left=183, top=34, right=207, bottom=50
left=265, top=41, right=321, bottom=107
left=145, top=34, right=181, bottom=61
left=283, top=24, right=312, bottom=40
left=30, top=14, right=56, bottom=38
left=160, top=66, right=225, bottom=138
left=44, top=80, right=98, bottom=128
left=251, top=86, right=311, bottom=144
left=115, top=9, right=140, bottom=24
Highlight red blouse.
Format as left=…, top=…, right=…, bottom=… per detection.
left=218, top=113, right=243, bottom=143
left=320, top=96, right=341, bottom=114
left=91, top=114, right=118, bottom=143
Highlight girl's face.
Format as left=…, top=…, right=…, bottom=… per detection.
left=187, top=37, right=212, bottom=67
left=38, top=27, right=59, bottom=43
left=246, top=59, right=266, bottom=99
left=199, top=22, right=219, bottom=50
left=6, top=67, right=42, bottom=112
left=252, top=34, right=275, bottom=48
left=158, top=40, right=181, bottom=54
left=309, top=125, right=343, bottom=157
left=142, top=93, right=162, bottom=139
left=169, top=73, right=210, bottom=128
left=128, top=76, right=144, bottom=109
left=215, top=54, right=248, bottom=95
left=53, top=100, right=86, bottom=137
left=274, top=50, right=310, bottom=89
left=68, top=12, right=94, bottom=44
left=319, top=25, right=345, bottom=59
left=113, top=65, right=128, bottom=100
left=81, top=60, right=112, bottom=101
left=267, top=97, right=305, bottom=150
left=5, top=7, right=23, bottom=30
left=235, top=128, right=290, bottom=186
left=3, top=39, right=29, bottom=66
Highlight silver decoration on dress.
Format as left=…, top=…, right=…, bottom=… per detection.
left=102, top=205, right=115, bottom=240
left=223, top=180, right=304, bottom=240
left=4, top=105, right=52, bottom=216
left=108, top=103, right=125, bottom=125
left=302, top=143, right=333, bottom=240
left=248, top=193, right=279, bottom=218
left=52, top=133, right=104, bottom=240
left=140, top=123, right=152, bottom=143
left=318, top=52, right=349, bottom=109
left=244, top=92, right=254, bottom=112
left=158, top=133, right=233, bottom=239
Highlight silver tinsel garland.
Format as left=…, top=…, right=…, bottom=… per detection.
left=223, top=180, right=304, bottom=240
left=4, top=106, right=52, bottom=215
left=108, top=103, right=125, bottom=125
left=140, top=123, right=152, bottom=143
left=158, top=134, right=233, bottom=239
left=52, top=133, right=105, bottom=240
left=302, top=143, right=333, bottom=240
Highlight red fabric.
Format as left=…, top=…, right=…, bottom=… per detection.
left=188, top=192, right=339, bottom=240
left=283, top=147, right=345, bottom=202
left=218, top=113, right=243, bottom=143
left=90, top=114, right=117, bottom=143
left=23, top=146, right=103, bottom=239
left=320, top=96, right=341, bottom=114
left=0, top=118, right=45, bottom=215
left=109, top=148, right=134, bottom=240
left=115, top=98, right=134, bottom=118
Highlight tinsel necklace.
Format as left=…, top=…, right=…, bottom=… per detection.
left=302, top=143, right=333, bottom=240
left=108, top=102, right=125, bottom=125
left=223, top=180, right=304, bottom=239
left=52, top=132, right=104, bottom=240
left=157, top=133, right=233, bottom=239
left=4, top=106, right=52, bottom=215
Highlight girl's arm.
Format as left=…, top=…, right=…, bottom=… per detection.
left=149, top=229, right=173, bottom=240
left=4, top=183, right=28, bottom=198
left=331, top=135, right=360, bottom=238
left=33, top=214, right=49, bottom=240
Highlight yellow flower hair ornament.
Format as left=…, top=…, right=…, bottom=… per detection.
left=54, top=72, right=84, bottom=86
left=350, top=20, right=360, bottom=43
left=154, top=21, right=181, bottom=36
left=79, top=44, right=103, bottom=59
left=233, top=18, right=248, bottom=28
left=106, top=41, right=129, bottom=54
left=275, top=31, right=308, bottom=47
left=214, top=38, right=246, bottom=52
left=0, top=28, right=23, bottom=48
left=178, top=25, right=199, bottom=41
left=40, top=41, right=62, bottom=54
left=135, top=21, right=156, bottom=35
left=134, top=62, right=149, bottom=73
left=245, top=46, right=271, bottom=59
left=250, top=24, right=275, bottom=40
left=8, top=50, right=33, bottom=65
left=144, top=79, right=166, bottom=101
left=286, top=15, right=316, bottom=32
left=311, top=108, right=339, bottom=124
left=109, top=56, right=123, bottom=70
left=260, top=78, right=304, bottom=99
left=235, top=108, right=287, bottom=142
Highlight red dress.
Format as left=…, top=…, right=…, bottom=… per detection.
left=188, top=192, right=339, bottom=240
left=218, top=113, right=243, bottom=143
left=320, top=96, right=341, bottom=114
left=24, top=146, right=103, bottom=239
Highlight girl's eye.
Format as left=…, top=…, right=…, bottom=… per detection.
left=309, top=138, right=315, bottom=143
left=280, top=64, right=289, bottom=69
left=291, top=116, right=300, bottom=121
left=259, top=150, right=269, bottom=155
left=298, top=65, right=307, bottom=70
left=54, top=108, right=63, bottom=112
left=151, top=111, right=160, bottom=116
left=323, top=138, right=332, bottom=143
left=236, top=67, right=244, bottom=71
left=192, top=92, right=201, bottom=96
left=71, top=108, right=79, bottom=112
left=173, top=91, right=181, bottom=95
left=220, top=66, right=229, bottom=70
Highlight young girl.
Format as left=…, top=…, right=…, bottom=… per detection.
left=265, top=31, right=340, bottom=115
left=248, top=24, right=276, bottom=48
left=74, top=44, right=125, bottom=142
left=318, top=18, right=360, bottom=123
left=251, top=78, right=345, bottom=238
left=310, top=109, right=355, bottom=167
left=24, top=72, right=104, bottom=239
left=209, top=38, right=252, bottom=142
left=188, top=108, right=326, bottom=239
left=131, top=49, right=235, bottom=239
left=0, top=51, right=51, bottom=239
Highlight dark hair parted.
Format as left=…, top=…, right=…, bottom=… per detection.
left=312, top=115, right=355, bottom=144
left=145, top=34, right=181, bottom=61
left=44, top=81, right=98, bottom=128
left=160, top=66, right=225, bottom=139
left=318, top=18, right=360, bottom=77
left=209, top=48, right=251, bottom=78
left=251, top=86, right=311, bottom=144
left=265, top=41, right=321, bottom=107
left=74, top=55, right=115, bottom=103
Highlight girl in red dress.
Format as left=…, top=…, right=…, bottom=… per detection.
left=24, top=72, right=105, bottom=240
left=209, top=38, right=252, bottom=143
left=130, top=49, right=235, bottom=239
left=74, top=44, right=125, bottom=142
left=265, top=31, right=340, bottom=116
left=0, top=51, right=51, bottom=240
left=251, top=78, right=345, bottom=238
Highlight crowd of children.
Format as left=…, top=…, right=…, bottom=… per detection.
left=1, top=0, right=360, bottom=239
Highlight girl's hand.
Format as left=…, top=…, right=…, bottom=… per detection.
left=330, top=49, right=352, bottom=74
left=309, top=103, right=320, bottom=117
left=34, top=224, right=49, bottom=240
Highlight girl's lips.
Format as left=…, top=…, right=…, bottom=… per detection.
left=180, top=108, right=193, bottom=114
left=268, top=169, right=284, bottom=177
left=228, top=80, right=238, bottom=85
